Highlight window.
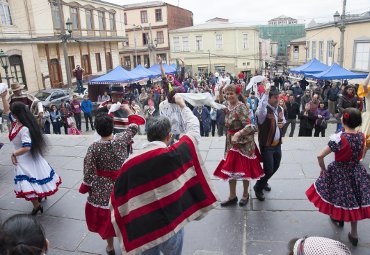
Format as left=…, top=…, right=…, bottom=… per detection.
left=95, top=53, right=102, bottom=72
left=293, top=46, right=299, bottom=60
left=109, top=13, right=115, bottom=31
left=70, top=7, right=79, bottom=29
left=156, top=31, right=164, bottom=44
left=242, top=33, right=248, bottom=49
left=195, top=36, right=203, bottom=51
left=311, top=41, right=316, bottom=59
left=144, top=55, right=150, bottom=67
left=198, top=66, right=208, bottom=75
left=106, top=52, right=113, bottom=70
left=82, top=55, right=91, bottom=74
left=142, top=33, right=149, bottom=45
left=155, top=9, right=162, bottom=22
left=215, top=34, right=223, bottom=49
left=68, top=56, right=75, bottom=76
left=0, top=0, right=12, bottom=25
left=157, top=53, right=167, bottom=63
left=123, top=56, right=131, bottom=69
left=51, top=3, right=61, bottom=29
left=140, top=11, right=148, bottom=23
left=182, top=36, right=189, bottom=52
left=318, top=41, right=324, bottom=61
left=134, top=55, right=141, bottom=66
left=327, top=41, right=333, bottom=65
left=98, top=11, right=105, bottom=30
left=124, top=13, right=127, bottom=25
left=354, top=42, right=370, bottom=71
left=86, top=10, right=93, bottom=30
left=173, top=37, right=180, bottom=52
left=9, top=55, right=26, bottom=87
left=214, top=65, right=225, bottom=73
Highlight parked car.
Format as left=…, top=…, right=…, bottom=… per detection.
left=34, top=89, right=71, bottom=108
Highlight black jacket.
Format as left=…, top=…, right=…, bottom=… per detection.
left=286, top=101, right=300, bottom=119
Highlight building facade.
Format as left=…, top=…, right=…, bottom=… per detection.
left=306, top=13, right=370, bottom=72
left=287, top=37, right=307, bottom=68
left=268, top=15, right=298, bottom=25
left=119, top=1, right=193, bottom=70
left=258, top=24, right=305, bottom=66
left=0, top=0, right=126, bottom=92
left=169, top=19, right=260, bottom=76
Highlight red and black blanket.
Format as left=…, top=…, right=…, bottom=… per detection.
left=110, top=135, right=218, bottom=254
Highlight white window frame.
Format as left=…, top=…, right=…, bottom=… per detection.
left=85, top=10, right=93, bottom=30
left=311, top=41, right=316, bottom=59
left=242, top=33, right=248, bottom=49
left=70, top=7, right=79, bottom=30
left=182, top=36, right=189, bottom=52
left=326, top=41, right=333, bottom=65
left=156, top=31, right=164, bottom=44
left=196, top=36, right=203, bottom=51
left=318, top=41, right=324, bottom=61
left=0, top=0, right=12, bottom=25
left=215, top=34, right=223, bottom=50
left=353, top=41, right=370, bottom=71
left=173, top=37, right=180, bottom=52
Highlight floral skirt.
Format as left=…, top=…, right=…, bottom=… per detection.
left=306, top=161, right=370, bottom=222
left=213, top=147, right=264, bottom=181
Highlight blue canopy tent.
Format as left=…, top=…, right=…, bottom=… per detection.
left=130, top=64, right=159, bottom=79
left=290, top=58, right=329, bottom=75
left=311, top=63, right=368, bottom=80
left=149, top=64, right=176, bottom=75
left=89, top=66, right=137, bottom=84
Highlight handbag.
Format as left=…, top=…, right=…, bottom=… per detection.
left=320, top=119, right=328, bottom=129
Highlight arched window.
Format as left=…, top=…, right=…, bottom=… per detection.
left=9, top=55, right=27, bottom=88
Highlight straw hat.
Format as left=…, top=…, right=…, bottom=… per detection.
left=11, top=83, right=25, bottom=92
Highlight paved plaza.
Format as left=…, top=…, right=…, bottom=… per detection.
left=1, top=133, right=370, bottom=255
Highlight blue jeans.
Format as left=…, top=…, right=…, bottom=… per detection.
left=141, top=228, right=184, bottom=255
left=77, top=79, right=83, bottom=94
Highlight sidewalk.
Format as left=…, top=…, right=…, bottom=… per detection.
left=0, top=134, right=369, bottom=254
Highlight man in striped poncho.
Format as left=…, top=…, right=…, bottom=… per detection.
left=110, top=94, right=219, bottom=255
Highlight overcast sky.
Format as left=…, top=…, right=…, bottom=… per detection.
left=106, top=0, right=370, bottom=25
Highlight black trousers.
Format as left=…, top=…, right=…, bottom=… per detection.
left=74, top=113, right=81, bottom=130
left=255, top=145, right=282, bottom=191
left=217, top=123, right=225, bottom=137
left=298, top=127, right=313, bottom=137
left=211, top=120, right=216, bottom=137
left=314, top=126, right=326, bottom=137
left=84, top=112, right=94, bottom=131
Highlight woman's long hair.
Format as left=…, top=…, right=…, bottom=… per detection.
left=10, top=102, right=46, bottom=158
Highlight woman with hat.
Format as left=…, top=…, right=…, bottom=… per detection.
left=213, top=84, right=264, bottom=207
left=1, top=89, right=61, bottom=215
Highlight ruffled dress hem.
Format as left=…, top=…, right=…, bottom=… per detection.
left=306, top=184, right=370, bottom=222
left=213, top=148, right=264, bottom=181
left=15, top=177, right=62, bottom=201
left=85, top=202, right=116, bottom=239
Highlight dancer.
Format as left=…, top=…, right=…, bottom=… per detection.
left=358, top=72, right=370, bottom=151
left=306, top=107, right=370, bottom=246
left=253, top=86, right=285, bottom=201
left=214, top=84, right=264, bottom=207
left=79, top=112, right=138, bottom=255
left=1, top=90, right=61, bottom=215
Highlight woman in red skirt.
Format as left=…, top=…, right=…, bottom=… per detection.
left=214, top=84, right=264, bottom=207
left=306, top=107, right=370, bottom=246
left=79, top=110, right=138, bottom=255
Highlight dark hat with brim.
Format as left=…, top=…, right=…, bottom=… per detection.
left=111, top=85, right=124, bottom=94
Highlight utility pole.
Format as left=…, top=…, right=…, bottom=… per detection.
left=149, top=23, right=154, bottom=66
left=134, top=25, right=137, bottom=67
left=339, top=0, right=346, bottom=67
left=56, top=0, right=72, bottom=92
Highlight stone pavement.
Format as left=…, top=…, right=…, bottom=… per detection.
left=1, top=134, right=370, bottom=255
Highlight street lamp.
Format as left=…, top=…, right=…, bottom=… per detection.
left=0, top=49, right=11, bottom=87
left=66, top=18, right=73, bottom=34
left=333, top=0, right=346, bottom=67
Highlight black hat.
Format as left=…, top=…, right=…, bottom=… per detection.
left=111, top=85, right=124, bottom=94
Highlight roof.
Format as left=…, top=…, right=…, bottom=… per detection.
left=290, top=37, right=306, bottom=43
left=123, top=1, right=165, bottom=9
left=269, top=15, right=296, bottom=20
left=169, top=21, right=258, bottom=33
left=306, top=12, right=370, bottom=31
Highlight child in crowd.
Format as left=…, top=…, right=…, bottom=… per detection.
left=68, top=121, right=81, bottom=135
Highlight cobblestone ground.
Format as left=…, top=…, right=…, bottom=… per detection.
left=1, top=130, right=370, bottom=254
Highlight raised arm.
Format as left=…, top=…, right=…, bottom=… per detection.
left=363, top=72, right=370, bottom=94
left=158, top=56, right=165, bottom=78
left=177, top=59, right=185, bottom=83
left=174, top=94, right=201, bottom=144
left=1, top=90, right=10, bottom=115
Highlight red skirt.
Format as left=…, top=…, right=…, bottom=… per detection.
left=85, top=202, right=116, bottom=239
left=213, top=148, right=264, bottom=181
left=306, top=184, right=370, bottom=222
